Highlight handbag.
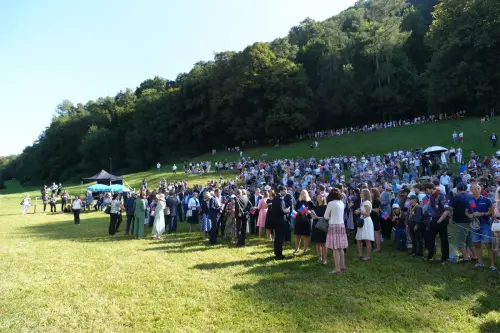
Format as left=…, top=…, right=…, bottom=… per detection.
left=356, top=216, right=365, bottom=228
left=186, top=209, right=193, bottom=218
left=315, top=218, right=329, bottom=233
left=104, top=205, right=111, bottom=214
left=492, top=219, right=500, bottom=232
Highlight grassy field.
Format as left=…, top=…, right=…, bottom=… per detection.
left=1, top=118, right=500, bottom=332
left=192, top=117, right=499, bottom=164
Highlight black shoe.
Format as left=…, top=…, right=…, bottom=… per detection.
left=275, top=255, right=289, bottom=260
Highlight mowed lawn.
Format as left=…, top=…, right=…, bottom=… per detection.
left=1, top=118, right=500, bottom=332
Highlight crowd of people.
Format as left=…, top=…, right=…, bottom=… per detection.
left=65, top=143, right=499, bottom=275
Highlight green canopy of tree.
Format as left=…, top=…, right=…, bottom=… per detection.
left=5, top=0, right=499, bottom=183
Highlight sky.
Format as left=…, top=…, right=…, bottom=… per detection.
left=0, top=0, right=356, bottom=157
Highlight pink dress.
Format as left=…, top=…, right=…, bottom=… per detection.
left=256, top=199, right=268, bottom=228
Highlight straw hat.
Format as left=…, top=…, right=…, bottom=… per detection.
left=264, top=185, right=271, bottom=191
left=156, top=193, right=166, bottom=202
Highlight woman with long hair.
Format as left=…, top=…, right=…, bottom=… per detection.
left=356, top=189, right=374, bottom=261
left=370, top=188, right=382, bottom=252
left=324, top=188, right=348, bottom=274
left=311, top=195, right=328, bottom=264
left=265, top=191, right=275, bottom=241
left=152, top=193, right=166, bottom=240
left=293, top=189, right=314, bottom=255
left=256, top=190, right=270, bottom=238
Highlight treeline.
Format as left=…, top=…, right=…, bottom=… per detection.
left=3, top=0, right=500, bottom=183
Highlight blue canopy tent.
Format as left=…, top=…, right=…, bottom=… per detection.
left=109, top=184, right=130, bottom=193
left=87, top=184, right=111, bottom=192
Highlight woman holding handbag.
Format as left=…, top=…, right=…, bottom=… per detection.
left=324, top=188, right=347, bottom=274
left=311, top=195, right=328, bottom=265
left=356, top=189, right=374, bottom=261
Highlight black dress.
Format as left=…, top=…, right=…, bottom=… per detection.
left=311, top=205, right=327, bottom=243
left=371, top=199, right=381, bottom=231
left=264, top=198, right=273, bottom=230
left=294, top=200, right=314, bottom=236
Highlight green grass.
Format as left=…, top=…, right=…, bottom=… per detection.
left=1, top=118, right=500, bottom=332
left=193, top=117, right=499, bottom=164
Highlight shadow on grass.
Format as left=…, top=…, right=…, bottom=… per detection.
left=480, top=320, right=500, bottom=333
left=190, top=251, right=500, bottom=332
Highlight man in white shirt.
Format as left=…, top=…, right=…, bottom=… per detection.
left=172, top=164, right=177, bottom=174
left=156, top=162, right=161, bottom=172
left=452, top=131, right=458, bottom=144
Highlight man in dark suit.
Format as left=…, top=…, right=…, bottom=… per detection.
left=235, top=189, right=252, bottom=247
left=272, top=186, right=291, bottom=259
left=249, top=188, right=263, bottom=235
left=165, top=190, right=179, bottom=233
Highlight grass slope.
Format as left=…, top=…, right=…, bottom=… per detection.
left=193, top=118, right=499, bottom=164
left=1, top=118, right=500, bottom=332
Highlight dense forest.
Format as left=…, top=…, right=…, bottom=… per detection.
left=3, top=0, right=500, bottom=183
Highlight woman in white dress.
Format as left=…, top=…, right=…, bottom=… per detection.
left=152, top=193, right=166, bottom=239
left=356, top=189, right=374, bottom=261
left=21, top=195, right=31, bottom=215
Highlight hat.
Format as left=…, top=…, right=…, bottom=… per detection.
left=264, top=185, right=271, bottom=191
left=392, top=203, right=400, bottom=209
left=408, top=195, right=418, bottom=201
left=156, top=193, right=166, bottom=201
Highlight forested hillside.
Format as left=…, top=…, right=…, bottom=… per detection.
left=3, top=0, right=500, bottom=183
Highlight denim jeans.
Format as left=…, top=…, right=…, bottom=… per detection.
left=395, top=228, right=407, bottom=250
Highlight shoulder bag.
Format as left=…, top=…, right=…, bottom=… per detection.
left=356, top=216, right=365, bottom=228
left=315, top=218, right=329, bottom=233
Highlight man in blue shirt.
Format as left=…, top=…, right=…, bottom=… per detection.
left=469, top=183, right=496, bottom=271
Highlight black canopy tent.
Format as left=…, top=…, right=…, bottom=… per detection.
left=82, top=169, right=123, bottom=185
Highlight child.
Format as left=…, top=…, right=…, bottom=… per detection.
left=392, top=204, right=407, bottom=251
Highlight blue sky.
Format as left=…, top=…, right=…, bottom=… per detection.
left=0, top=0, right=355, bottom=156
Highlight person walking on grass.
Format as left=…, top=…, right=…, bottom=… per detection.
left=356, top=189, right=374, bottom=261
left=133, top=192, right=146, bottom=239
left=324, top=188, right=347, bottom=274
left=72, top=195, right=82, bottom=225
left=21, top=195, right=31, bottom=215
left=490, top=133, right=497, bottom=148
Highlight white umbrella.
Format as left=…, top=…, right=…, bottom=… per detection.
left=423, top=146, right=448, bottom=154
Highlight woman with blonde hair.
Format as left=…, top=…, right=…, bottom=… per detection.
left=370, top=188, right=382, bottom=252
left=356, top=189, right=374, bottom=261
left=293, top=189, right=314, bottom=255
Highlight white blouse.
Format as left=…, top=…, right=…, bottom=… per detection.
left=72, top=199, right=82, bottom=210
left=324, top=200, right=345, bottom=225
